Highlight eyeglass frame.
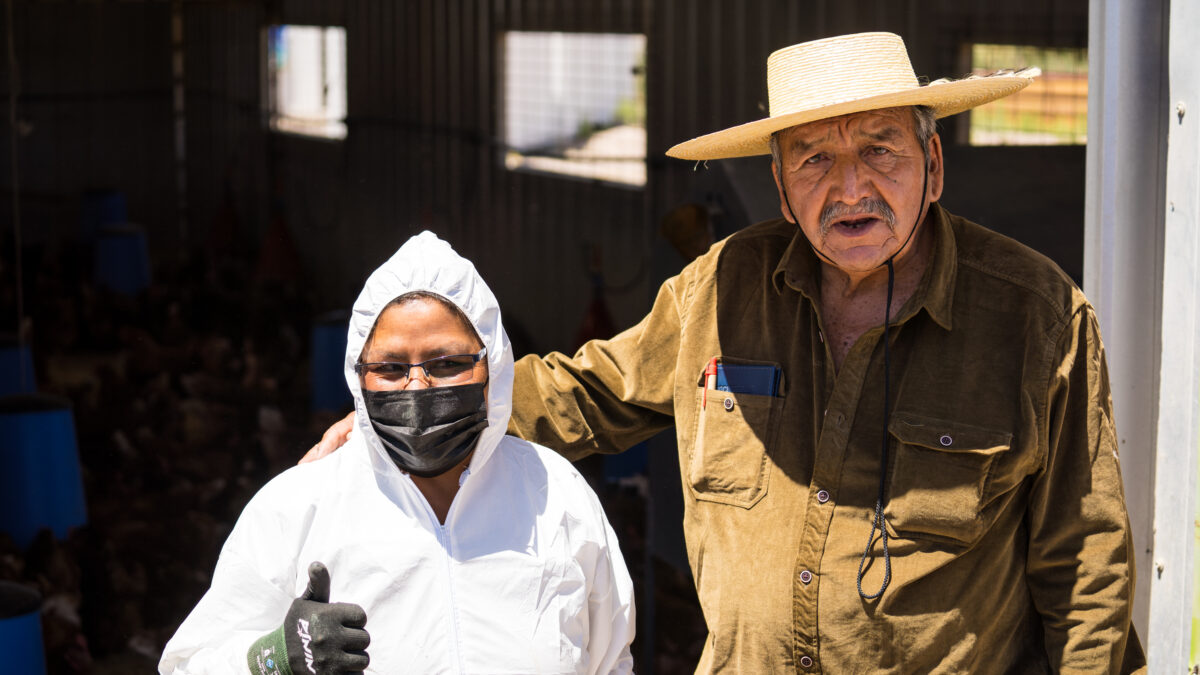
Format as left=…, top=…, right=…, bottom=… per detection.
left=354, top=347, right=488, bottom=384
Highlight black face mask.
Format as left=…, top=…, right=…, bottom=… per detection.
left=362, top=382, right=489, bottom=478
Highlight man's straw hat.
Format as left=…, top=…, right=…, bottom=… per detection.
left=666, top=32, right=1039, bottom=161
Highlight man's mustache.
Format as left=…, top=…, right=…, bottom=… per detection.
left=820, top=198, right=896, bottom=235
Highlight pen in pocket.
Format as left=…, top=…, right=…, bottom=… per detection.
left=702, top=356, right=718, bottom=409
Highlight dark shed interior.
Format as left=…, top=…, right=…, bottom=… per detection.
left=0, top=1, right=1088, bottom=671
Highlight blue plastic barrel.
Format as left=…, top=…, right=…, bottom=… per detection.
left=311, top=311, right=353, bottom=413
left=80, top=189, right=127, bottom=241
left=0, top=582, right=46, bottom=675
left=94, top=224, right=151, bottom=296
left=0, top=341, right=36, bottom=396
left=605, top=441, right=649, bottom=483
left=0, top=395, right=88, bottom=550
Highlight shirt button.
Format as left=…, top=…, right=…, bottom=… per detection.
left=723, top=397, right=734, bottom=411
left=940, top=434, right=953, bottom=446
left=800, top=655, right=814, bottom=668
left=816, top=489, right=830, bottom=504
left=835, top=413, right=845, bottom=427
left=799, top=570, right=813, bottom=584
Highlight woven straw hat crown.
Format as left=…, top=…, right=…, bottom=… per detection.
left=768, top=33, right=918, bottom=116
left=667, top=32, right=1038, bottom=160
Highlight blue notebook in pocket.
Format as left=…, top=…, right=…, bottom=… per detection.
left=715, top=363, right=781, bottom=397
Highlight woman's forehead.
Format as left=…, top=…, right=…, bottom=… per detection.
left=372, top=298, right=482, bottom=349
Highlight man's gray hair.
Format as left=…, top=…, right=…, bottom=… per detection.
left=769, top=105, right=937, bottom=170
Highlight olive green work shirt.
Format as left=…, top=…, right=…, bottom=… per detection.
left=510, top=204, right=1142, bottom=673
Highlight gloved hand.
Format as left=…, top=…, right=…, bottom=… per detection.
left=247, top=562, right=371, bottom=675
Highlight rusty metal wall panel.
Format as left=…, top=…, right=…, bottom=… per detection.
left=183, top=2, right=267, bottom=258
left=0, top=1, right=175, bottom=250
left=170, top=0, right=1088, bottom=352
left=293, top=0, right=655, bottom=353
left=645, top=0, right=1089, bottom=246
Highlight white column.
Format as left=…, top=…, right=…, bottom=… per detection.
left=1083, top=0, right=1169, bottom=641
left=1147, top=0, right=1200, bottom=669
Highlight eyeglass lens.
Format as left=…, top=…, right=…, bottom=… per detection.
left=358, top=352, right=481, bottom=383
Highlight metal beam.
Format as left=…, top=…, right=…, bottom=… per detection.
left=1083, top=0, right=1169, bottom=643
left=1149, top=0, right=1200, bottom=668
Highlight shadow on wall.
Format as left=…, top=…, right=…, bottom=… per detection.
left=939, top=145, right=1085, bottom=285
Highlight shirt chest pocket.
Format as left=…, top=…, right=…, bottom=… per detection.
left=884, top=413, right=1013, bottom=546
left=687, top=358, right=783, bottom=509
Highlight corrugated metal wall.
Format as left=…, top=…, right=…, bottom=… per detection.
left=0, top=1, right=174, bottom=253
left=0, top=2, right=1091, bottom=668
left=184, top=2, right=268, bottom=259
left=275, top=0, right=1088, bottom=354
left=1, top=0, right=1086, bottom=349
left=647, top=0, right=1088, bottom=248
left=246, top=0, right=654, bottom=357
left=263, top=0, right=1082, bottom=354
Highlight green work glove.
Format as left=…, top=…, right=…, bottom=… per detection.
left=247, top=562, right=371, bottom=675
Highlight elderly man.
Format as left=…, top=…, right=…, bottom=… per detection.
left=309, top=32, right=1143, bottom=672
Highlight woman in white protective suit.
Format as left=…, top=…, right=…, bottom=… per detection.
left=159, top=231, right=635, bottom=675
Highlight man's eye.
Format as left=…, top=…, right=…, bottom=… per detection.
left=868, top=146, right=891, bottom=156
left=803, top=153, right=825, bottom=165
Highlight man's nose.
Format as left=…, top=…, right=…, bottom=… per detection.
left=828, top=157, right=872, bottom=202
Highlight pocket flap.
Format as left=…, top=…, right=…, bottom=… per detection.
left=888, top=412, right=1011, bottom=455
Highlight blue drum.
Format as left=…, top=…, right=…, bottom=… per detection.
left=0, top=581, right=46, bottom=675
left=0, top=395, right=87, bottom=550
left=311, top=311, right=353, bottom=413
left=94, top=224, right=151, bottom=296
left=0, top=341, right=36, bottom=396
left=80, top=188, right=127, bottom=241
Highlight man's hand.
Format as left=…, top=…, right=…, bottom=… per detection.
left=248, top=562, right=370, bottom=675
left=300, top=412, right=355, bottom=464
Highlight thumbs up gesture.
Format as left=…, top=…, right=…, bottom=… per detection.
left=249, top=562, right=371, bottom=675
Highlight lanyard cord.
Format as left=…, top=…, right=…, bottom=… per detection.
left=856, top=256, right=894, bottom=599
left=776, top=160, right=929, bottom=601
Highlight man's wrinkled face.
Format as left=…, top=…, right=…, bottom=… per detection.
left=772, top=107, right=944, bottom=274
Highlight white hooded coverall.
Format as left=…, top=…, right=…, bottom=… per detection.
left=159, top=232, right=636, bottom=674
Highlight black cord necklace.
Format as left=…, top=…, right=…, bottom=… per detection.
left=777, top=160, right=929, bottom=601
left=856, top=254, right=895, bottom=600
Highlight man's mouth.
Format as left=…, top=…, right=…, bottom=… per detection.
left=832, top=215, right=880, bottom=231
left=819, top=197, right=897, bottom=236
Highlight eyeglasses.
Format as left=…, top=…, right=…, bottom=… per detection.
left=355, top=348, right=487, bottom=385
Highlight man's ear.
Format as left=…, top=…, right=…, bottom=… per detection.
left=926, top=133, right=945, bottom=203
left=771, top=161, right=795, bottom=224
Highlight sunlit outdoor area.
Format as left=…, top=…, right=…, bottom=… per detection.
left=266, top=25, right=347, bottom=140
left=502, top=31, right=647, bottom=187
left=968, top=44, right=1088, bottom=146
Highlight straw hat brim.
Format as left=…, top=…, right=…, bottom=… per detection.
left=666, top=74, right=1034, bottom=161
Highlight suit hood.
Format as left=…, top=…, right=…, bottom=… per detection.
left=343, top=231, right=514, bottom=477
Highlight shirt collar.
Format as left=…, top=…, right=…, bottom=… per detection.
left=771, top=202, right=956, bottom=331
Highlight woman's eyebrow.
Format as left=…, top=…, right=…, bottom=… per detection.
left=370, top=345, right=477, bottom=361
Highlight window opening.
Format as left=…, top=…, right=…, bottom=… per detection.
left=501, top=31, right=646, bottom=187
left=966, top=44, right=1087, bottom=146
left=266, top=25, right=347, bottom=140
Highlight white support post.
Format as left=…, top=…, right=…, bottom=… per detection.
left=1148, top=0, right=1200, bottom=669
left=1083, top=0, right=1169, bottom=642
